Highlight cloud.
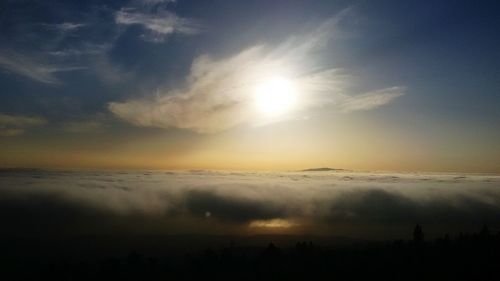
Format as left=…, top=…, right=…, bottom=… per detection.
left=0, top=128, right=25, bottom=137
left=337, top=87, right=405, bottom=113
left=48, top=43, right=109, bottom=57
left=48, top=43, right=133, bottom=84
left=109, top=18, right=404, bottom=133
left=115, top=8, right=200, bottom=42
left=61, top=114, right=108, bottom=133
left=0, top=114, right=47, bottom=136
left=62, top=120, right=103, bottom=133
left=0, top=170, right=499, bottom=237
left=43, top=22, right=86, bottom=32
left=138, top=0, right=177, bottom=6
left=92, top=53, right=134, bottom=84
left=109, top=46, right=269, bottom=133
left=0, top=50, right=85, bottom=84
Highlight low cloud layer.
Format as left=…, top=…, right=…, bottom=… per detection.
left=0, top=170, right=498, bottom=238
left=109, top=18, right=404, bottom=133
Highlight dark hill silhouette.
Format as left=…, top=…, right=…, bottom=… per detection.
left=1, top=225, right=500, bottom=280
left=300, top=167, right=346, bottom=172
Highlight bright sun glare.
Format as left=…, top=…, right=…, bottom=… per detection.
left=255, top=76, right=297, bottom=115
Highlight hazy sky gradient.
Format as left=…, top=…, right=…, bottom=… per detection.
left=0, top=0, right=499, bottom=172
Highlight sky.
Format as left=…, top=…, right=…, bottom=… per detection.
left=0, top=0, right=499, bottom=172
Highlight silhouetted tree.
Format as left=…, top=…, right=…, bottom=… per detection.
left=263, top=243, right=281, bottom=259
left=413, top=224, right=424, bottom=243
left=479, top=224, right=490, bottom=237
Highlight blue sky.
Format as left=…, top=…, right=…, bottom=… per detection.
left=0, top=0, right=499, bottom=172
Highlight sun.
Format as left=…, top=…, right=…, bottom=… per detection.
left=255, top=76, right=297, bottom=115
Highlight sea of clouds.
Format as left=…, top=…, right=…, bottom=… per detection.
left=1, top=169, right=499, bottom=239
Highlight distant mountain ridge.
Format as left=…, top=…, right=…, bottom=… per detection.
left=301, top=167, right=346, bottom=172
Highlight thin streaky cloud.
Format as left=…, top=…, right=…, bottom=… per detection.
left=48, top=43, right=109, bottom=57
left=0, top=51, right=85, bottom=84
left=338, top=87, right=405, bottom=113
left=115, top=8, right=200, bottom=42
left=62, top=121, right=103, bottom=133
left=137, top=0, right=177, bottom=6
left=0, top=128, right=25, bottom=137
left=61, top=114, right=108, bottom=134
left=0, top=114, right=47, bottom=137
left=44, top=22, right=86, bottom=32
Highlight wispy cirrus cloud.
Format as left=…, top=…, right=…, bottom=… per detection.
left=0, top=113, right=47, bottom=137
left=42, top=22, right=86, bottom=32
left=115, top=8, right=200, bottom=42
left=47, top=43, right=108, bottom=57
left=337, top=87, right=405, bottom=113
left=0, top=51, right=85, bottom=84
left=137, top=0, right=177, bottom=6
left=46, top=42, right=132, bottom=84
left=109, top=16, right=404, bottom=134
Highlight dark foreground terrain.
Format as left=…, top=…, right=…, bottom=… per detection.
left=1, top=225, right=500, bottom=281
